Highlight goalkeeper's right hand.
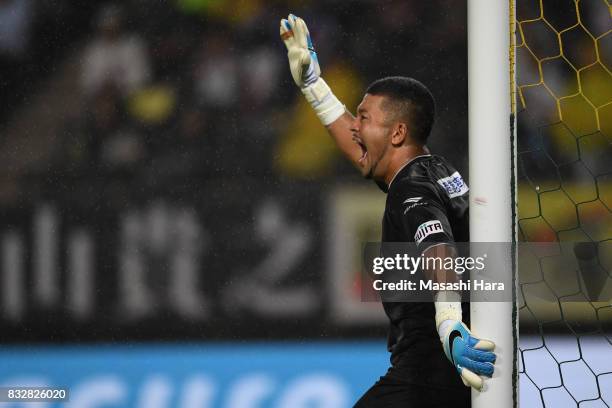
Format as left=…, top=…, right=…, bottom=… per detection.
left=280, top=14, right=320, bottom=88
left=440, top=320, right=497, bottom=391
left=435, top=291, right=496, bottom=391
left=279, top=13, right=345, bottom=126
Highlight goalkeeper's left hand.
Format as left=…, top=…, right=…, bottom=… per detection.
left=278, top=13, right=345, bottom=126
left=440, top=320, right=496, bottom=391
left=279, top=13, right=320, bottom=88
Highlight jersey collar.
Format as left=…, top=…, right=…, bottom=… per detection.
left=387, top=154, right=432, bottom=189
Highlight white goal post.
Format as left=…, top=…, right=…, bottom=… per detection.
left=468, top=0, right=517, bottom=407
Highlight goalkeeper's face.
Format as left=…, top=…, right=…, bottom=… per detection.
left=352, top=94, right=394, bottom=180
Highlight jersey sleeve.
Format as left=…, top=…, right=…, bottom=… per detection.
left=392, top=180, right=455, bottom=253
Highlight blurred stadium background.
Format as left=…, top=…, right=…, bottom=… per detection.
left=0, top=0, right=609, bottom=407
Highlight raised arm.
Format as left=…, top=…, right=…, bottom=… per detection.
left=280, top=14, right=363, bottom=168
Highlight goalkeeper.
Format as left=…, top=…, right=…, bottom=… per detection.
left=280, top=14, right=497, bottom=407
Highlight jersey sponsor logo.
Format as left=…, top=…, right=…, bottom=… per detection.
left=402, top=197, right=427, bottom=214
left=437, top=171, right=469, bottom=198
left=414, top=220, right=444, bottom=244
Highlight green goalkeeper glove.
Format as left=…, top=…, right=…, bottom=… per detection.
left=279, top=13, right=345, bottom=126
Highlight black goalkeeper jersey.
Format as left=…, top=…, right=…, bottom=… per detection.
left=378, top=154, right=470, bottom=389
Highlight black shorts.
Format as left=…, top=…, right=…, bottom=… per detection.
left=354, top=368, right=470, bottom=408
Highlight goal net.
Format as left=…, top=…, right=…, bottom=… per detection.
left=515, top=0, right=612, bottom=406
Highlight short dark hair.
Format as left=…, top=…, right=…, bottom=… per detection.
left=365, top=76, right=436, bottom=144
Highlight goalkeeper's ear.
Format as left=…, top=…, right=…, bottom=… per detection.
left=390, top=122, right=409, bottom=147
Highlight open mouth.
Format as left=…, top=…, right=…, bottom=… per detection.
left=353, top=135, right=368, bottom=165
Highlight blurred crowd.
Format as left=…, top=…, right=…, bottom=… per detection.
left=2, top=0, right=608, bottom=218
left=0, top=1, right=98, bottom=124
left=24, top=0, right=469, bottom=199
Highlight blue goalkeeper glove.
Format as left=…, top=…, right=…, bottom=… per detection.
left=440, top=320, right=496, bottom=391
left=279, top=13, right=320, bottom=88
